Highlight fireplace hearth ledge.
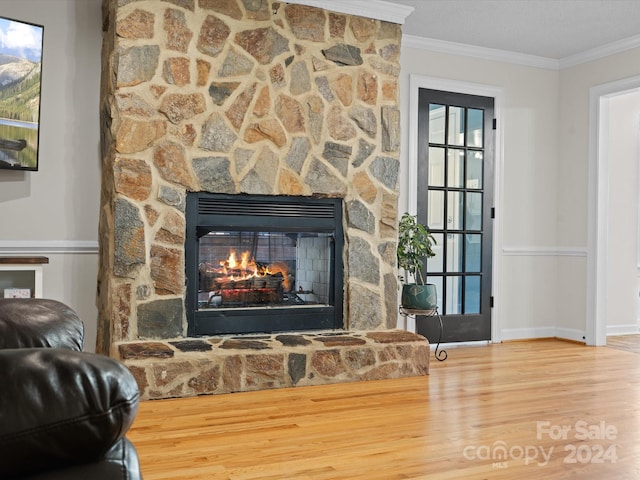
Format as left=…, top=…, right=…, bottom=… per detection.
left=116, top=329, right=429, bottom=400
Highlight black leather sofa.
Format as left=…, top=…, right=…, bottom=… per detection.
left=0, top=298, right=142, bottom=479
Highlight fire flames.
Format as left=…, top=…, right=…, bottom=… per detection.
left=209, top=250, right=291, bottom=292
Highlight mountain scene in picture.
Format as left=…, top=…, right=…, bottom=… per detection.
left=0, top=16, right=43, bottom=171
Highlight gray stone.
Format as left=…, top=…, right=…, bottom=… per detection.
left=348, top=236, right=380, bottom=285
left=240, top=170, right=273, bottom=195
left=200, top=113, right=237, bottom=152
left=137, top=298, right=184, bottom=339
left=158, top=185, right=185, bottom=211
left=306, top=95, right=324, bottom=144
left=169, top=340, right=213, bottom=352
left=114, top=198, right=145, bottom=278
left=369, top=156, right=399, bottom=190
left=353, top=139, right=375, bottom=167
left=350, top=105, right=377, bottom=138
left=218, top=47, right=254, bottom=77
left=378, top=241, right=397, bottom=266
left=384, top=272, right=399, bottom=329
left=322, top=44, right=363, bottom=66
left=381, top=106, right=400, bottom=152
left=208, top=81, right=240, bottom=105
left=192, top=156, right=236, bottom=193
left=346, top=200, right=375, bottom=234
left=290, top=61, right=311, bottom=95
left=306, top=158, right=347, bottom=196
left=116, top=45, right=160, bottom=87
left=276, top=334, right=311, bottom=347
left=322, top=142, right=351, bottom=177
left=348, top=284, right=383, bottom=330
left=315, top=76, right=334, bottom=102
left=285, top=137, right=310, bottom=173
left=234, top=148, right=255, bottom=174
left=288, top=353, right=307, bottom=385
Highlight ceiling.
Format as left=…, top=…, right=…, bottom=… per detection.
left=385, top=0, right=640, bottom=60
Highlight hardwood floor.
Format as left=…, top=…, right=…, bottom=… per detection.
left=128, top=339, right=640, bottom=479
left=607, top=334, right=640, bottom=354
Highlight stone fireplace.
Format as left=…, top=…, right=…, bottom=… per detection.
left=97, top=0, right=428, bottom=400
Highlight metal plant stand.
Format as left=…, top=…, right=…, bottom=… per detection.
left=400, top=306, right=447, bottom=361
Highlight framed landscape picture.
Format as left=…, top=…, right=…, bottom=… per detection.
left=0, top=16, right=43, bottom=171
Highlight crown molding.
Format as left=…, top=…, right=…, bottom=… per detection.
left=284, top=0, right=414, bottom=25
left=402, top=34, right=560, bottom=70
left=403, top=33, right=640, bottom=71
left=559, top=33, right=640, bottom=69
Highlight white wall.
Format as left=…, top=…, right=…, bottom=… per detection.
left=398, top=46, right=565, bottom=340
left=0, top=0, right=102, bottom=351
left=399, top=42, right=640, bottom=342
left=605, top=91, right=640, bottom=333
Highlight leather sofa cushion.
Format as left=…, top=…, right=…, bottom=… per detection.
left=0, top=348, right=140, bottom=478
left=0, top=298, right=84, bottom=351
left=17, top=439, right=142, bottom=480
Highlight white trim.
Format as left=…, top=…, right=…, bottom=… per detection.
left=606, top=324, right=640, bottom=336
left=402, top=34, right=640, bottom=71
left=0, top=240, right=99, bottom=255
left=588, top=74, right=640, bottom=347
left=501, top=327, right=586, bottom=343
left=284, top=0, right=414, bottom=25
left=402, top=35, right=560, bottom=71
left=560, top=34, right=640, bottom=69
left=502, top=246, right=587, bottom=257
left=407, top=74, right=504, bottom=345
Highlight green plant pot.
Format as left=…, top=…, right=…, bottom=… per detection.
left=401, top=283, right=438, bottom=310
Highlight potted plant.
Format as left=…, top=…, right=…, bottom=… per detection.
left=397, top=212, right=438, bottom=310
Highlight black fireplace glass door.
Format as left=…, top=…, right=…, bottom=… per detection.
left=185, top=193, right=344, bottom=336
left=197, top=230, right=333, bottom=310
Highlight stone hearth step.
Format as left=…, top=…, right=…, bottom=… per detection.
left=116, top=330, right=429, bottom=400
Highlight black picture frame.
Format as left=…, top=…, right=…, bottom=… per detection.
left=0, top=16, right=43, bottom=171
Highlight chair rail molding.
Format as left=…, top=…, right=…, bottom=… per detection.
left=0, top=240, right=99, bottom=255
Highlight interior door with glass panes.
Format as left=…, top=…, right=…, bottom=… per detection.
left=415, top=89, right=494, bottom=343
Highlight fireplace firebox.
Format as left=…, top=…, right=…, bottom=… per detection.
left=185, top=193, right=344, bottom=336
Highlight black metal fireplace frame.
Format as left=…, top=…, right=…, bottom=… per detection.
left=185, top=192, right=344, bottom=336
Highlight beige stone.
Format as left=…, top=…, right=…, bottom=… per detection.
left=353, top=171, right=377, bottom=204
left=357, top=69, right=378, bottom=105
left=278, top=169, right=305, bottom=196
left=155, top=210, right=186, bottom=245
left=153, top=141, right=198, bottom=190
left=114, top=157, right=152, bottom=201
left=117, top=9, right=154, bottom=39
left=196, top=59, right=211, bottom=86
left=327, top=106, right=356, bottom=141
left=226, top=83, right=256, bottom=130
left=350, top=16, right=378, bottom=42
left=244, top=118, right=287, bottom=147
left=253, top=85, right=271, bottom=117
left=199, top=0, right=243, bottom=20
left=163, top=57, right=190, bottom=86
left=330, top=74, right=353, bottom=107
left=115, top=118, right=166, bottom=154
left=284, top=4, right=326, bottom=42
left=275, top=94, right=305, bottom=133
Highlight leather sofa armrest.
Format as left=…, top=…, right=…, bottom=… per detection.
left=0, top=348, right=140, bottom=478
left=0, top=298, right=84, bottom=351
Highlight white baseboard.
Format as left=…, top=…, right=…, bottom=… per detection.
left=500, top=327, right=586, bottom=343
left=606, top=324, right=640, bottom=336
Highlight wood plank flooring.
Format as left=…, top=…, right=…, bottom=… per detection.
left=128, top=339, right=640, bottom=479
left=607, top=334, right=640, bottom=354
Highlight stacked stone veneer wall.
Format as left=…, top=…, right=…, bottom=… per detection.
left=97, top=0, right=423, bottom=398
